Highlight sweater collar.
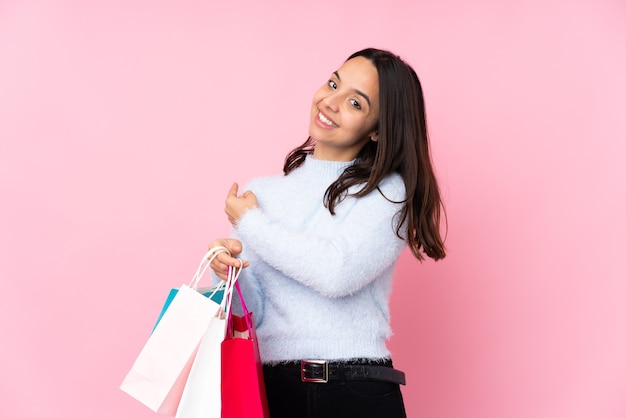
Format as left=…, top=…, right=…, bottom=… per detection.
left=302, top=154, right=355, bottom=182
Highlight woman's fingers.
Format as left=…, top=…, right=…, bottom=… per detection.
left=208, top=238, right=242, bottom=256
left=215, top=251, right=241, bottom=268
left=207, top=238, right=249, bottom=280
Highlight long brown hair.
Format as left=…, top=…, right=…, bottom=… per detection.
left=283, top=48, right=446, bottom=261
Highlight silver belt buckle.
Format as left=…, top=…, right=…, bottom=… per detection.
left=301, top=360, right=328, bottom=383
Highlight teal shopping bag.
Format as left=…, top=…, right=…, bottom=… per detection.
left=152, top=286, right=224, bottom=332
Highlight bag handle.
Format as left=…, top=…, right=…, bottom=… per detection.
left=221, top=263, right=243, bottom=319
left=225, top=280, right=253, bottom=334
left=191, top=247, right=244, bottom=316
left=234, top=281, right=249, bottom=317
left=235, top=281, right=253, bottom=331
left=188, top=246, right=230, bottom=289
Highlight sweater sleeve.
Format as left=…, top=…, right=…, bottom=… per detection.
left=235, top=176, right=408, bottom=298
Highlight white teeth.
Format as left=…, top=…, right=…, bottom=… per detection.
left=318, top=112, right=336, bottom=127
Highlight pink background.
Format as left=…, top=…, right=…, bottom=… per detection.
left=1, top=1, right=625, bottom=417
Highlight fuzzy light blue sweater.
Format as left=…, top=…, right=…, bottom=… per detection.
left=230, top=155, right=407, bottom=363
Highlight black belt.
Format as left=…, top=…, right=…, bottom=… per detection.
left=269, top=360, right=406, bottom=385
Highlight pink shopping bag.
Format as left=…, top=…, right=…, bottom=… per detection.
left=221, top=281, right=270, bottom=418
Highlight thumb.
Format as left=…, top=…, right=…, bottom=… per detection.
left=227, top=183, right=239, bottom=198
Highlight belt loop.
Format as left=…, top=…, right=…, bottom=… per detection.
left=301, top=360, right=328, bottom=383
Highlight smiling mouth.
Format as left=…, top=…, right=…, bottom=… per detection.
left=318, top=111, right=338, bottom=127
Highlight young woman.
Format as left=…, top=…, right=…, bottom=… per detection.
left=209, top=47, right=446, bottom=418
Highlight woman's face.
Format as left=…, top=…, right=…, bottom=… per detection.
left=309, top=56, right=379, bottom=161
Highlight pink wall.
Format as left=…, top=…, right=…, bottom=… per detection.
left=1, top=1, right=625, bottom=417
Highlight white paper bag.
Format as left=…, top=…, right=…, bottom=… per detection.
left=120, top=247, right=231, bottom=415
left=175, top=264, right=241, bottom=418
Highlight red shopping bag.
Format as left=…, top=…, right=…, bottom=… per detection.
left=221, top=282, right=269, bottom=418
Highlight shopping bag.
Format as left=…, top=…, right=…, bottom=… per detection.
left=175, top=265, right=241, bottom=418
left=120, top=246, right=231, bottom=415
left=221, top=281, right=270, bottom=418
left=153, top=286, right=224, bottom=333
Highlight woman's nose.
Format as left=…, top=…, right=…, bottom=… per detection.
left=322, top=92, right=340, bottom=112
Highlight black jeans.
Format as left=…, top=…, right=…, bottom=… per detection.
left=262, top=360, right=407, bottom=418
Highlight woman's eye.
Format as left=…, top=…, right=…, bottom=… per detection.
left=328, top=80, right=337, bottom=89
left=350, top=99, right=361, bottom=110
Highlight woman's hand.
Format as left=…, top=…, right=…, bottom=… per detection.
left=225, top=182, right=258, bottom=226
left=208, top=238, right=249, bottom=281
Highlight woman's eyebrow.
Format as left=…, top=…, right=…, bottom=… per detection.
left=333, top=70, right=371, bottom=106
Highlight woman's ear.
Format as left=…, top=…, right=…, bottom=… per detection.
left=369, top=131, right=379, bottom=142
